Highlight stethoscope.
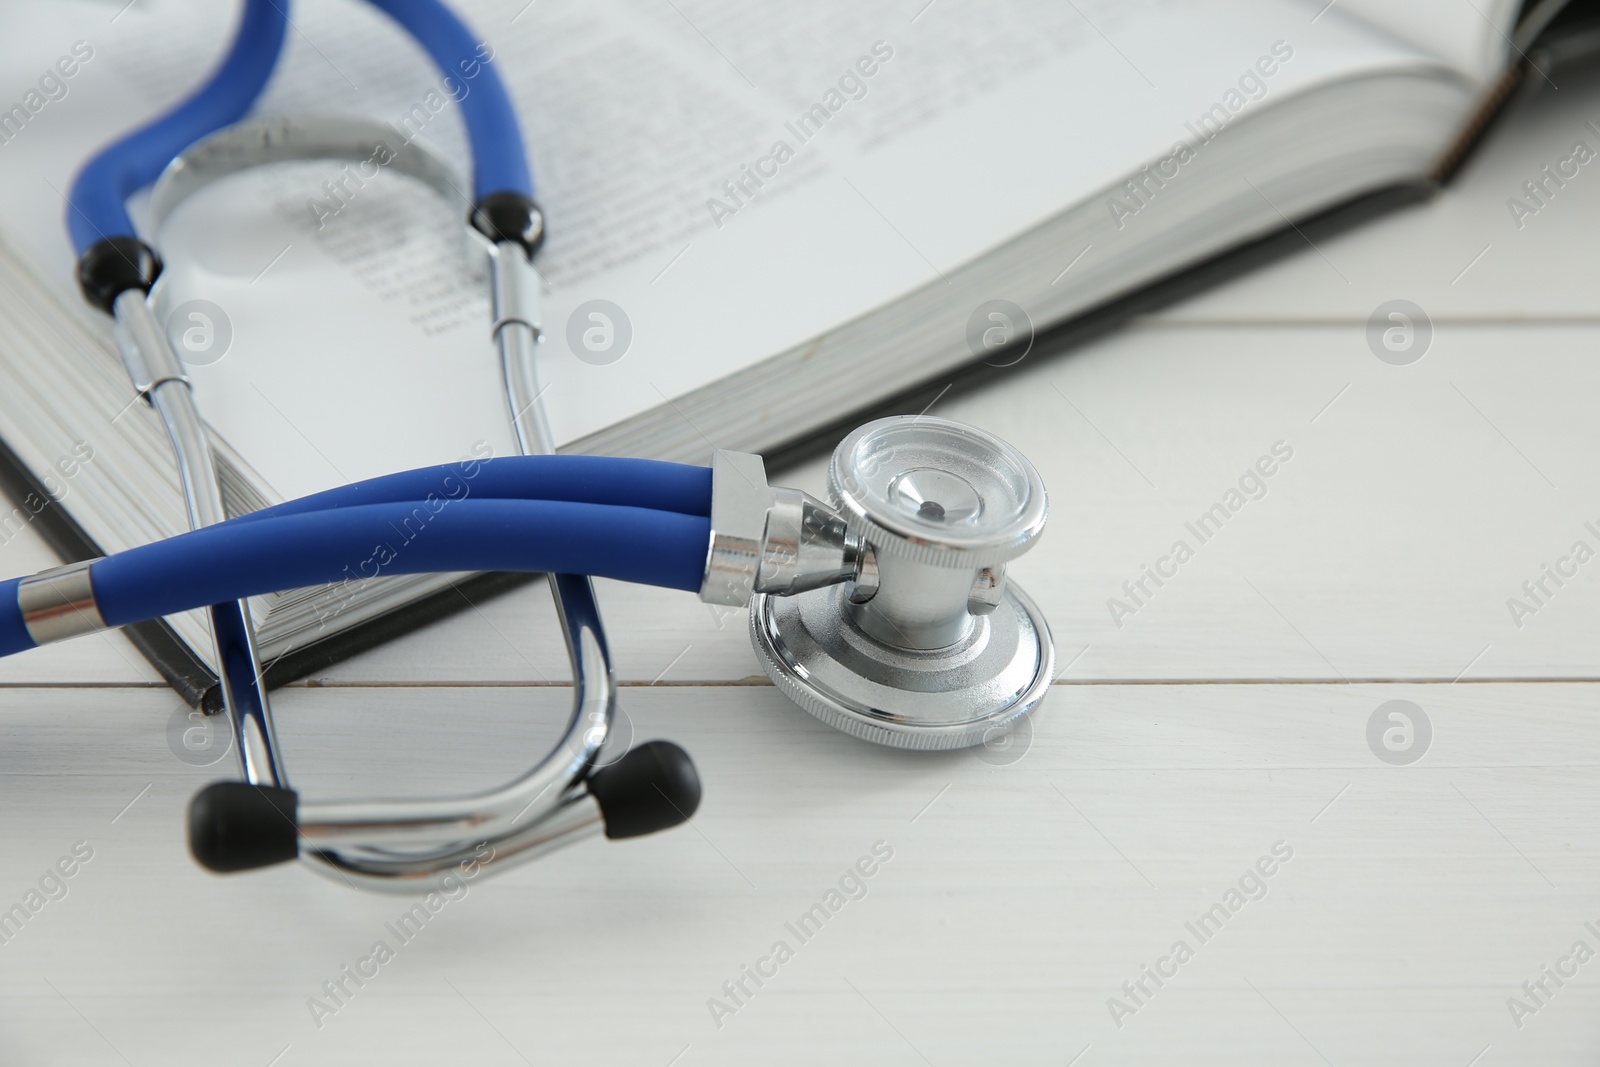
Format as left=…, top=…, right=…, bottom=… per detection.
left=3, top=0, right=1055, bottom=891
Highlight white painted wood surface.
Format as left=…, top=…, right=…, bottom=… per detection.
left=2, top=56, right=1599, bottom=1067
left=0, top=683, right=1595, bottom=1065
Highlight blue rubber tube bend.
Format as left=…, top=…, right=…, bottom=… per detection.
left=359, top=0, right=533, bottom=200
left=66, top=0, right=530, bottom=247
left=65, top=0, right=289, bottom=251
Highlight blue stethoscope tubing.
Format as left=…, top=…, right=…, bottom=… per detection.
left=15, top=1, right=702, bottom=664
left=66, top=0, right=287, bottom=253
left=0, top=456, right=714, bottom=660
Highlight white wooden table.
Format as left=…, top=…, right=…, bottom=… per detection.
left=4, top=66, right=1600, bottom=1067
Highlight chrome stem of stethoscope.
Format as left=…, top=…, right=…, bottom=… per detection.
left=110, top=287, right=289, bottom=793
left=289, top=560, right=611, bottom=853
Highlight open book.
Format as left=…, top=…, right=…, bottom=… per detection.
left=0, top=0, right=1586, bottom=704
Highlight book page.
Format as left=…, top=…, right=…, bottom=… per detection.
left=0, top=0, right=1447, bottom=501
left=1331, top=0, right=1525, bottom=85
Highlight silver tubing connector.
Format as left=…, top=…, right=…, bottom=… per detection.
left=18, top=561, right=106, bottom=645
left=699, top=450, right=861, bottom=608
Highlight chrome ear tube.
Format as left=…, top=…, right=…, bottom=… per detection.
left=143, top=116, right=701, bottom=891
left=702, top=416, right=1054, bottom=750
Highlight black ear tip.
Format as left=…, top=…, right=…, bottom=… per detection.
left=587, top=740, right=701, bottom=839
left=188, top=781, right=300, bottom=873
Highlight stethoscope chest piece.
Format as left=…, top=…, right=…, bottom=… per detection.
left=749, top=416, right=1054, bottom=750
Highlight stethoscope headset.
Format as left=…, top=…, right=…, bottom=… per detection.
left=1, top=0, right=1054, bottom=891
